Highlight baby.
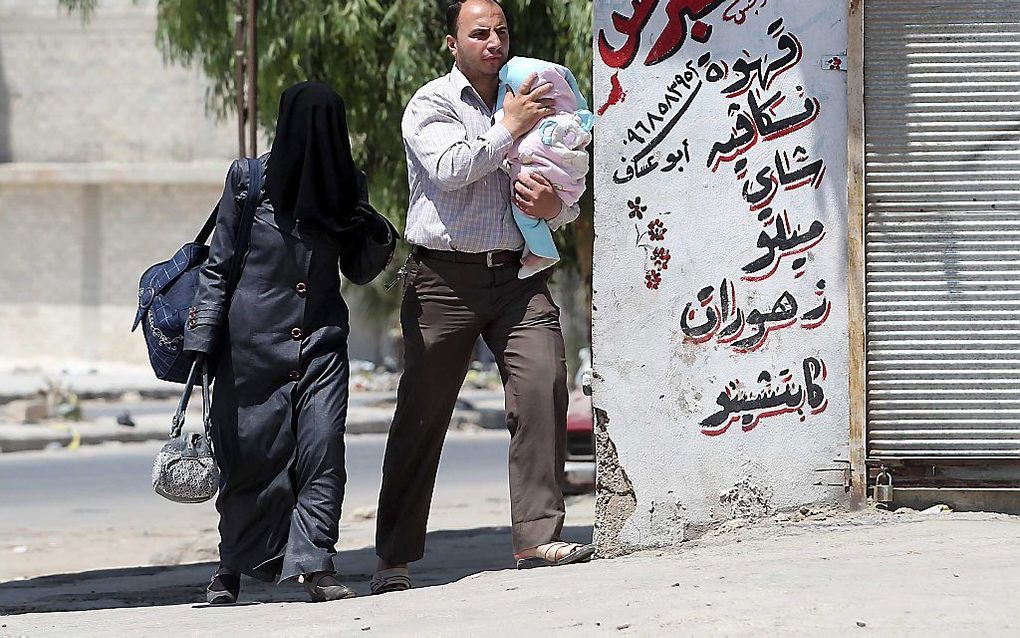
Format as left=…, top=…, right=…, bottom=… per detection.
left=496, top=57, right=594, bottom=278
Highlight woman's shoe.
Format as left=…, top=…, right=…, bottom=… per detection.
left=303, top=571, right=357, bottom=603
left=206, top=569, right=241, bottom=605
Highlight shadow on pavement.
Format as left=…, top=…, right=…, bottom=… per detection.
left=0, top=525, right=592, bottom=615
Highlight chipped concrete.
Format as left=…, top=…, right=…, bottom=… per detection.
left=593, top=408, right=636, bottom=558
left=719, top=478, right=774, bottom=519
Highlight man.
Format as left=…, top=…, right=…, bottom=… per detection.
left=371, top=0, right=594, bottom=593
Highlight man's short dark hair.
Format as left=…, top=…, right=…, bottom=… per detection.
left=446, top=0, right=502, bottom=37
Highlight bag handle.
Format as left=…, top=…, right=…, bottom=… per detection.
left=169, top=357, right=212, bottom=443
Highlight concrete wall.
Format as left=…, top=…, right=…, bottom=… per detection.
left=0, top=0, right=236, bottom=163
left=0, top=1, right=387, bottom=367
left=592, top=0, right=850, bottom=553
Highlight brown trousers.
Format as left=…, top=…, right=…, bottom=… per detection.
left=375, top=250, right=568, bottom=564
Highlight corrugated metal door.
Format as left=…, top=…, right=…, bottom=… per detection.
left=865, top=1, right=1020, bottom=459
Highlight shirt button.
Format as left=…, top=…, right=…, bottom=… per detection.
left=296, top=282, right=307, bottom=295
left=291, top=327, right=303, bottom=340
left=288, top=370, right=301, bottom=381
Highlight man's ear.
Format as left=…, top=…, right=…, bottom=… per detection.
left=446, top=34, right=457, bottom=58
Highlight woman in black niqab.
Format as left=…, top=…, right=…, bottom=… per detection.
left=186, top=81, right=388, bottom=605
left=267, top=82, right=359, bottom=232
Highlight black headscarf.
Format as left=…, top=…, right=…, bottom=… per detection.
left=266, top=82, right=359, bottom=232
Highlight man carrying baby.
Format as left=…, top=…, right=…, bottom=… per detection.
left=371, top=0, right=594, bottom=594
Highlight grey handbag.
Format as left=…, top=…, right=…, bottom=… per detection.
left=151, top=359, right=219, bottom=503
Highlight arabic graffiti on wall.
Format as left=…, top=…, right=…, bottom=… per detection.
left=700, top=357, right=828, bottom=436
left=599, top=0, right=727, bottom=69
left=592, top=0, right=849, bottom=539
left=595, top=0, right=846, bottom=442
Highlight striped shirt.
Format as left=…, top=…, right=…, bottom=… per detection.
left=401, top=65, right=579, bottom=253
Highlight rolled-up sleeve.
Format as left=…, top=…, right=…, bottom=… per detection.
left=184, top=161, right=243, bottom=354
left=402, top=92, right=514, bottom=192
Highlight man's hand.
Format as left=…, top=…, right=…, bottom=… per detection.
left=502, top=73, right=555, bottom=139
left=513, top=172, right=561, bottom=221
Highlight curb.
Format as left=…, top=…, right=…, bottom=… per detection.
left=0, top=407, right=506, bottom=454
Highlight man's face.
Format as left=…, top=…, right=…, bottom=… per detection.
left=448, top=0, right=510, bottom=78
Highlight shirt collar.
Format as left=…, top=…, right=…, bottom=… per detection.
left=450, top=64, right=475, bottom=97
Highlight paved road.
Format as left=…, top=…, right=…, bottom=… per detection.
left=0, top=431, right=592, bottom=583
left=1, top=431, right=509, bottom=520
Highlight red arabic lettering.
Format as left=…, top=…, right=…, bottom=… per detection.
left=646, top=0, right=726, bottom=66
left=598, top=0, right=660, bottom=69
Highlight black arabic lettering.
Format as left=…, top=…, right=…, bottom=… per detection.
left=720, top=24, right=803, bottom=98
left=776, top=148, right=826, bottom=190
left=731, top=291, right=798, bottom=352
left=662, top=139, right=692, bottom=172
left=748, top=91, right=821, bottom=142
left=742, top=166, right=778, bottom=211
left=708, top=108, right=758, bottom=171
left=742, top=215, right=826, bottom=282
left=803, top=357, right=827, bottom=411
left=680, top=285, right=719, bottom=343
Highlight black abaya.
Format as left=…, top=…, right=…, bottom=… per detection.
left=184, top=83, right=375, bottom=582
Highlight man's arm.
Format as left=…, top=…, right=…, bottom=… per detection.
left=402, top=93, right=514, bottom=192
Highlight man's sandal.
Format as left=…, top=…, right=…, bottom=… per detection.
left=515, top=542, right=596, bottom=569
left=370, top=567, right=412, bottom=594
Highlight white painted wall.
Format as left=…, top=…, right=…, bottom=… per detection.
left=593, top=0, right=849, bottom=549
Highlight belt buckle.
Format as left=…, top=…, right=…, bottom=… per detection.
left=486, top=251, right=495, bottom=268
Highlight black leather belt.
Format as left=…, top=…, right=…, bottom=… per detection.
left=412, top=245, right=521, bottom=268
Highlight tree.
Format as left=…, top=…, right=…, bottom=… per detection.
left=62, top=0, right=594, bottom=343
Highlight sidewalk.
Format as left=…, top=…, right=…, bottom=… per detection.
left=1, top=509, right=1017, bottom=635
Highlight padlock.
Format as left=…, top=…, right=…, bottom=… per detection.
left=874, top=469, right=894, bottom=503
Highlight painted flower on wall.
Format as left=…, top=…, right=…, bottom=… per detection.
left=627, top=197, right=648, bottom=219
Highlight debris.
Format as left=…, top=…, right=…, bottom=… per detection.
left=616, top=624, right=631, bottom=631
left=116, top=411, right=136, bottom=428
left=350, top=506, right=377, bottom=521
left=921, top=504, right=952, bottom=515
left=856, top=621, right=866, bottom=628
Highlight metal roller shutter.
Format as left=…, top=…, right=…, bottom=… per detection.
left=865, top=1, right=1020, bottom=459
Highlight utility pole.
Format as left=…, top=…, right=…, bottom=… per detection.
left=233, top=0, right=246, bottom=158
left=245, top=0, right=258, bottom=157
left=233, top=0, right=258, bottom=159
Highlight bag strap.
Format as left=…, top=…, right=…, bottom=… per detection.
left=194, top=205, right=219, bottom=245
left=224, top=157, right=263, bottom=300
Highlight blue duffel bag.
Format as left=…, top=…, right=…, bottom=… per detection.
left=131, top=158, right=262, bottom=383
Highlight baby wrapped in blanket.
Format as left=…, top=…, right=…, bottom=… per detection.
left=496, top=57, right=594, bottom=278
